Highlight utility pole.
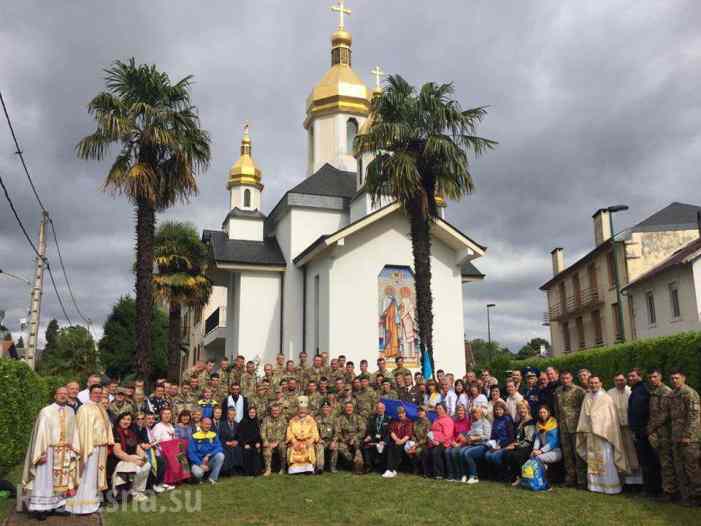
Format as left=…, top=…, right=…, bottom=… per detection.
left=26, top=210, right=48, bottom=369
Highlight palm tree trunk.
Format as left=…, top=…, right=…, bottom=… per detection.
left=135, top=199, right=155, bottom=382
left=407, top=199, right=435, bottom=376
left=167, top=300, right=182, bottom=382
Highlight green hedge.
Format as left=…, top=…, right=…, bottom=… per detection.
left=510, top=331, right=701, bottom=389
left=0, top=359, right=54, bottom=476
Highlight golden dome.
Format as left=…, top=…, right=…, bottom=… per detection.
left=227, top=124, right=263, bottom=190
left=304, top=18, right=370, bottom=129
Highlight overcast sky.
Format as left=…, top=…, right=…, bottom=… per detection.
left=1, top=1, right=700, bottom=353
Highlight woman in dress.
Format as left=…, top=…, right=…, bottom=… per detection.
left=235, top=406, right=263, bottom=476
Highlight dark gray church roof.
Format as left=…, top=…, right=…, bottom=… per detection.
left=287, top=163, right=356, bottom=199
left=221, top=208, right=266, bottom=228
left=203, top=229, right=286, bottom=267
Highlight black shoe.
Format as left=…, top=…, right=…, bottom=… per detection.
left=31, top=512, right=47, bottom=521
left=656, top=493, right=679, bottom=503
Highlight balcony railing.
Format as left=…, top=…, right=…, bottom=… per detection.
left=545, top=287, right=602, bottom=322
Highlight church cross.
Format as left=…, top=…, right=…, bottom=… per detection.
left=331, top=0, right=351, bottom=30
left=371, top=65, right=385, bottom=90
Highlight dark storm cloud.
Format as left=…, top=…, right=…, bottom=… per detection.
left=1, top=1, right=700, bottom=351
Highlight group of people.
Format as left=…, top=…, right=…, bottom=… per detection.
left=20, top=351, right=701, bottom=520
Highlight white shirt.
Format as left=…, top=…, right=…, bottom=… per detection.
left=506, top=392, right=524, bottom=423
left=77, top=389, right=90, bottom=404
left=442, top=391, right=458, bottom=416
left=151, top=422, right=175, bottom=444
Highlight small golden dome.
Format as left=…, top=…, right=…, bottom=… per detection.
left=227, top=124, right=263, bottom=190
left=331, top=29, right=352, bottom=47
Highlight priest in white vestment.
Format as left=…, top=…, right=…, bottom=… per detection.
left=607, top=375, right=642, bottom=485
left=576, top=376, right=630, bottom=494
left=66, top=384, right=114, bottom=515
left=22, top=387, right=79, bottom=519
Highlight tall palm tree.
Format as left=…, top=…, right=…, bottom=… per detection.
left=355, top=75, right=496, bottom=375
left=153, top=221, right=212, bottom=382
left=77, top=58, right=211, bottom=381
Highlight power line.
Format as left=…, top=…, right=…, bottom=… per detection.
left=48, top=219, right=91, bottom=325
left=1, top=90, right=89, bottom=325
left=0, top=171, right=41, bottom=257
left=0, top=91, right=46, bottom=212
left=0, top=268, right=31, bottom=285
left=46, top=263, right=72, bottom=325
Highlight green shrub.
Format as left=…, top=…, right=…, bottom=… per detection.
left=0, top=359, right=50, bottom=476
left=510, top=332, right=701, bottom=389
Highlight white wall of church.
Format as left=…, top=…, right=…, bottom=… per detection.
left=237, top=271, right=282, bottom=365
left=310, top=113, right=365, bottom=174
left=229, top=185, right=260, bottom=211
left=303, top=211, right=467, bottom=374
left=226, top=217, right=263, bottom=242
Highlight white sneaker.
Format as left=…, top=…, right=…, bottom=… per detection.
left=208, top=479, right=217, bottom=485
left=391, top=471, right=398, bottom=477
left=152, top=484, right=165, bottom=494
left=467, top=476, right=479, bottom=485
left=132, top=493, right=148, bottom=502
left=163, top=484, right=176, bottom=491
left=382, top=470, right=392, bottom=478
left=460, top=476, right=467, bottom=483
left=387, top=471, right=397, bottom=478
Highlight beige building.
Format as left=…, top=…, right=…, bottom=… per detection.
left=623, top=237, right=701, bottom=340
left=541, top=202, right=701, bottom=355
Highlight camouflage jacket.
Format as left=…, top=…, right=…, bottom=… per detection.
left=668, top=384, right=701, bottom=443
left=249, top=395, right=270, bottom=421
left=554, top=384, right=585, bottom=433
left=333, top=413, right=366, bottom=444
left=260, top=415, right=288, bottom=445
left=354, top=389, right=378, bottom=418
left=413, top=417, right=430, bottom=447
left=306, top=392, right=323, bottom=417
left=240, top=372, right=258, bottom=399
left=315, top=414, right=336, bottom=443
left=647, top=384, right=673, bottom=441
left=108, top=400, right=135, bottom=420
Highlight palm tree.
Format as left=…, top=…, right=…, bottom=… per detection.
left=354, top=75, right=496, bottom=375
left=153, top=221, right=212, bottom=382
left=77, top=58, right=211, bottom=381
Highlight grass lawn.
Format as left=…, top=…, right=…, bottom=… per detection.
left=100, top=473, right=694, bottom=526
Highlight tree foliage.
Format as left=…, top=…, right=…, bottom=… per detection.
left=469, top=338, right=511, bottom=367
left=516, top=337, right=551, bottom=360
left=77, top=58, right=211, bottom=381
left=99, top=296, right=168, bottom=381
left=355, top=75, right=496, bottom=372
left=154, top=221, right=212, bottom=381
left=37, top=325, right=98, bottom=379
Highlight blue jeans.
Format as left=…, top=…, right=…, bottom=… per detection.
left=192, top=452, right=225, bottom=481
left=485, top=448, right=507, bottom=467
left=444, top=447, right=465, bottom=479
left=461, top=445, right=488, bottom=477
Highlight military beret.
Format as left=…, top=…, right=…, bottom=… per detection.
left=321, top=400, right=331, bottom=408
left=358, top=373, right=370, bottom=380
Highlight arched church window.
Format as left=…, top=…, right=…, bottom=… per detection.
left=243, top=188, right=251, bottom=208
left=346, top=118, right=358, bottom=154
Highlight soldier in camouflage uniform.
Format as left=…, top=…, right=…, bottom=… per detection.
left=332, top=401, right=366, bottom=473
left=249, top=383, right=270, bottom=422
left=392, top=356, right=412, bottom=381
left=410, top=406, right=430, bottom=473
left=217, top=358, right=231, bottom=389
left=240, top=361, right=258, bottom=399
left=297, top=351, right=311, bottom=389
left=379, top=380, right=399, bottom=401
left=308, top=355, right=326, bottom=387
left=261, top=403, right=288, bottom=476
left=261, top=364, right=275, bottom=393
left=315, top=401, right=336, bottom=473
left=354, top=375, right=378, bottom=419
left=229, top=355, right=246, bottom=388
left=647, top=369, right=676, bottom=500
left=108, top=388, right=135, bottom=422
left=554, top=370, right=587, bottom=487
left=188, top=377, right=203, bottom=400
left=281, top=383, right=300, bottom=420
left=305, top=381, right=323, bottom=417
left=668, top=369, right=701, bottom=505
left=271, top=354, right=286, bottom=386
left=172, top=384, right=198, bottom=419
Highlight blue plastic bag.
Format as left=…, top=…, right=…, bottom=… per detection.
left=520, top=458, right=550, bottom=491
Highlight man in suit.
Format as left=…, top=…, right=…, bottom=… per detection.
left=362, top=401, right=392, bottom=474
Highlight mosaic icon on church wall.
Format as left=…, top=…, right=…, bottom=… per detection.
left=378, top=265, right=419, bottom=368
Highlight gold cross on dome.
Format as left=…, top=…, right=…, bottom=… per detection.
left=371, top=65, right=385, bottom=90
left=331, top=0, right=351, bottom=30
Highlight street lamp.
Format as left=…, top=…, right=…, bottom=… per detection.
left=607, top=205, right=629, bottom=343
left=486, top=304, right=496, bottom=345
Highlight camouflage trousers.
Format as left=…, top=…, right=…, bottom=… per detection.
left=654, top=441, right=678, bottom=495
left=561, top=431, right=587, bottom=486
left=263, top=443, right=287, bottom=472
left=672, top=442, right=701, bottom=499
left=315, top=441, right=331, bottom=471
left=330, top=440, right=363, bottom=470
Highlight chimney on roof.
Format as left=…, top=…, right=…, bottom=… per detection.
left=593, top=209, right=612, bottom=246
left=551, top=248, right=565, bottom=276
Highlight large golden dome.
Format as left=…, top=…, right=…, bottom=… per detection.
left=227, top=125, right=263, bottom=190
left=304, top=27, right=370, bottom=129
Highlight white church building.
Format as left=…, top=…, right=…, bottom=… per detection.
left=198, top=8, right=486, bottom=375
